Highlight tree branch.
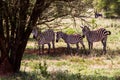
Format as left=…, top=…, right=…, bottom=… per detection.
left=36, top=18, right=56, bottom=25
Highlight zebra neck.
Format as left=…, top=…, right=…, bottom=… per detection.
left=85, top=31, right=91, bottom=36
left=62, top=33, right=68, bottom=41
left=35, top=33, right=40, bottom=40
left=85, top=31, right=92, bottom=39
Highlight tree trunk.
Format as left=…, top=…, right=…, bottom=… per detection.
left=0, top=58, right=13, bottom=75
left=0, top=0, right=53, bottom=75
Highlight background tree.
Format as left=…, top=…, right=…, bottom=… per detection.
left=93, top=0, right=120, bottom=18
left=37, top=0, right=93, bottom=30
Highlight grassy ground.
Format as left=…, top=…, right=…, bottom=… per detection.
left=1, top=18, right=120, bottom=80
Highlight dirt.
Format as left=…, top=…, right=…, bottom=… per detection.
left=25, top=47, right=68, bottom=56
left=24, top=47, right=86, bottom=57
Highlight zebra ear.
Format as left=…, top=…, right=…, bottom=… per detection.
left=80, top=25, right=84, bottom=29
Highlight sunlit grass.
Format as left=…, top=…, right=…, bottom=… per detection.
left=20, top=54, right=120, bottom=80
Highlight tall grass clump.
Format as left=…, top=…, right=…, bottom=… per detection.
left=32, top=60, right=50, bottom=79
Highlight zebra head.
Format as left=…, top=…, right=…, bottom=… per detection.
left=56, top=31, right=64, bottom=42
left=80, top=25, right=90, bottom=36
left=32, top=27, right=39, bottom=39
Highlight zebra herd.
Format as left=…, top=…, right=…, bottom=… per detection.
left=32, top=25, right=111, bottom=55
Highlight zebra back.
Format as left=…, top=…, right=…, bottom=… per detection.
left=38, top=29, right=55, bottom=44
left=40, top=29, right=55, bottom=40
left=56, top=31, right=84, bottom=44
left=32, top=27, right=55, bottom=44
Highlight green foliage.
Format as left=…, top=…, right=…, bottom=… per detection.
left=64, top=28, right=76, bottom=34
left=54, top=71, right=82, bottom=80
left=90, top=19, right=97, bottom=29
left=93, top=0, right=120, bottom=18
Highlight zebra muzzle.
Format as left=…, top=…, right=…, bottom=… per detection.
left=56, top=40, right=58, bottom=42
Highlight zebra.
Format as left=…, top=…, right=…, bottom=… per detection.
left=94, top=11, right=103, bottom=18
left=80, top=25, right=111, bottom=54
left=56, top=31, right=85, bottom=55
left=95, top=13, right=103, bottom=18
left=32, top=27, right=55, bottom=54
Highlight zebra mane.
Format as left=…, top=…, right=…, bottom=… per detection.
left=32, top=27, right=43, bottom=40
left=84, top=26, right=90, bottom=31
left=57, top=31, right=67, bottom=39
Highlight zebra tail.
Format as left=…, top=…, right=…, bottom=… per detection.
left=106, top=31, right=111, bottom=35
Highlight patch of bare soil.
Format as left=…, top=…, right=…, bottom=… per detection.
left=25, top=47, right=68, bottom=56
left=25, top=47, right=86, bottom=57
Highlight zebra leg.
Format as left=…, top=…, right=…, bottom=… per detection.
left=52, top=40, right=55, bottom=54
left=90, top=42, right=93, bottom=50
left=90, top=42, right=93, bottom=53
left=76, top=43, right=79, bottom=55
left=38, top=45, right=40, bottom=55
left=48, top=43, right=51, bottom=54
left=41, top=44, right=44, bottom=54
left=88, top=41, right=93, bottom=54
left=80, top=41, right=86, bottom=54
left=67, top=43, right=71, bottom=55
left=101, top=38, right=107, bottom=54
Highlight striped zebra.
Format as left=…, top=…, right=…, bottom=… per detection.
left=95, top=12, right=103, bottom=18
left=32, top=27, right=55, bottom=54
left=56, top=31, right=85, bottom=55
left=80, top=25, right=111, bottom=54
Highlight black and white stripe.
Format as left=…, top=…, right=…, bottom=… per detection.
left=81, top=26, right=111, bottom=54
left=56, top=31, right=85, bottom=55
left=32, top=27, right=55, bottom=54
left=95, top=13, right=103, bottom=18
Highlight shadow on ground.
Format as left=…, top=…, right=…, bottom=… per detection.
left=25, top=47, right=120, bottom=57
